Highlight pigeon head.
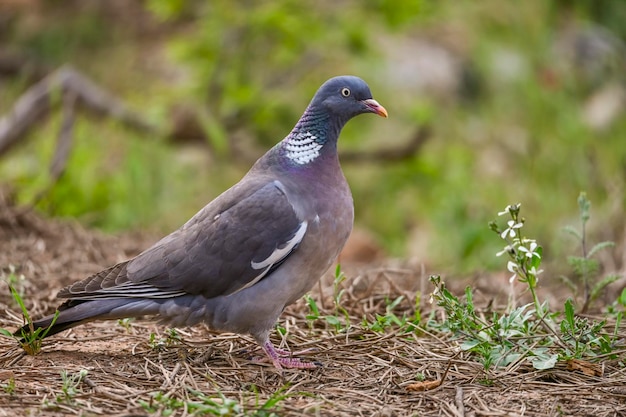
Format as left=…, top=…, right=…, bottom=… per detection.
left=311, top=75, right=388, bottom=121
left=280, top=76, right=387, bottom=166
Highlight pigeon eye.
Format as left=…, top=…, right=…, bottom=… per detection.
left=341, top=87, right=351, bottom=97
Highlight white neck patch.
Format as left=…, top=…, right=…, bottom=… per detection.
left=284, top=131, right=323, bottom=165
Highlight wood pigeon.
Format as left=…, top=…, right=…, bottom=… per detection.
left=16, top=75, right=388, bottom=369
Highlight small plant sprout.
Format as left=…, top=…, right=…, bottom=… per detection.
left=58, top=369, right=88, bottom=404
left=490, top=203, right=545, bottom=316
left=2, top=377, right=16, bottom=396
left=562, top=192, right=620, bottom=313
left=330, top=264, right=351, bottom=329
left=147, top=328, right=182, bottom=351
left=0, top=282, right=59, bottom=356
left=117, top=318, right=133, bottom=332
left=304, top=265, right=351, bottom=333
left=362, top=295, right=421, bottom=334
left=560, top=298, right=612, bottom=359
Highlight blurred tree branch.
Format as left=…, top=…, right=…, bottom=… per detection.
left=0, top=65, right=159, bottom=157
left=340, top=127, right=430, bottom=163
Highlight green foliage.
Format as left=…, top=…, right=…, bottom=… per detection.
left=362, top=294, right=422, bottom=334
left=117, top=318, right=133, bottom=332
left=429, top=202, right=619, bottom=370
left=57, top=369, right=88, bottom=404
left=489, top=203, right=544, bottom=316
left=0, top=271, right=59, bottom=355
left=147, top=328, right=182, bottom=351
left=146, top=0, right=425, bottom=149
left=305, top=265, right=351, bottom=333
left=560, top=299, right=612, bottom=360
left=561, top=192, right=620, bottom=313
left=139, top=385, right=294, bottom=416
left=305, top=264, right=422, bottom=335
left=429, top=275, right=554, bottom=370
left=1, top=377, right=16, bottom=396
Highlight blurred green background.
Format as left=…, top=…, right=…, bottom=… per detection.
left=1, top=0, right=625, bottom=275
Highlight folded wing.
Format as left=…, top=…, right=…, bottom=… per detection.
left=58, top=180, right=306, bottom=300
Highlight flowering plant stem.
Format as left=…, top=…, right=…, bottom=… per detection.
left=490, top=204, right=545, bottom=317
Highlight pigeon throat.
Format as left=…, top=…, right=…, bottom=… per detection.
left=280, top=107, right=341, bottom=166
left=282, top=130, right=326, bottom=165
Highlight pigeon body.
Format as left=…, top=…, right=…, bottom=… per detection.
left=17, top=76, right=387, bottom=369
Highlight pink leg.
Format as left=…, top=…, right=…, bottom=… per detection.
left=273, top=346, right=318, bottom=357
left=262, top=340, right=321, bottom=370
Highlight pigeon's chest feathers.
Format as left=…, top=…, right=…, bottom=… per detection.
left=283, top=131, right=323, bottom=165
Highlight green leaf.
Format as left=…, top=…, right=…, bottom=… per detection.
left=465, top=286, right=475, bottom=314
left=562, top=225, right=582, bottom=240
left=577, top=192, right=591, bottom=223
left=387, top=296, right=404, bottom=310
left=588, top=241, right=615, bottom=258
left=305, top=295, right=319, bottom=316
left=530, top=246, right=543, bottom=269
left=563, top=298, right=576, bottom=330
left=0, top=328, right=15, bottom=338
left=567, top=256, right=599, bottom=277
left=619, top=288, right=626, bottom=306
left=615, top=312, right=623, bottom=340
left=9, top=284, right=31, bottom=323
left=530, top=352, right=558, bottom=370
left=460, top=339, right=482, bottom=350
left=590, top=274, right=621, bottom=303
left=324, top=315, right=341, bottom=326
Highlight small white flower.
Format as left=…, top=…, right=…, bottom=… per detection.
left=528, top=266, right=543, bottom=277
left=498, top=205, right=512, bottom=216
left=507, top=261, right=519, bottom=282
left=519, top=241, right=541, bottom=259
left=429, top=287, right=439, bottom=304
left=496, top=244, right=514, bottom=257
left=500, top=220, right=523, bottom=239
left=498, top=203, right=521, bottom=216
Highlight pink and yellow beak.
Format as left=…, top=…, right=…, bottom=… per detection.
left=362, top=98, right=388, bottom=118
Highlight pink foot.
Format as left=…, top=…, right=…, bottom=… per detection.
left=261, top=341, right=322, bottom=370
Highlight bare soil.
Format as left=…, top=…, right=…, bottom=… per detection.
left=0, top=188, right=625, bottom=417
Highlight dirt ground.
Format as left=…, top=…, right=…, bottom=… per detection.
left=0, top=188, right=625, bottom=417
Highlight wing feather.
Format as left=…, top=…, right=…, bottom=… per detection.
left=57, top=179, right=305, bottom=300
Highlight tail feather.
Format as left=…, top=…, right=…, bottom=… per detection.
left=14, top=317, right=84, bottom=340
left=13, top=298, right=161, bottom=341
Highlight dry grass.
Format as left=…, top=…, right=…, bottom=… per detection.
left=1, top=188, right=625, bottom=417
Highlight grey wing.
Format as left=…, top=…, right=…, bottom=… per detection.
left=59, top=180, right=306, bottom=300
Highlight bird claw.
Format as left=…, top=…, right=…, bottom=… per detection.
left=272, top=356, right=322, bottom=369
left=260, top=340, right=322, bottom=370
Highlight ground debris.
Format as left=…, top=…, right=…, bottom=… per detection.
left=1, top=189, right=625, bottom=417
